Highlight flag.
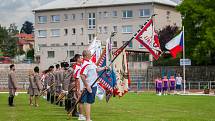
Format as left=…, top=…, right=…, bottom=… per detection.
left=97, top=48, right=117, bottom=94
left=106, top=38, right=112, bottom=66
left=87, top=37, right=102, bottom=63
left=113, top=49, right=129, bottom=97
left=134, top=19, right=162, bottom=60
left=165, top=31, right=183, bottom=58
left=96, top=84, right=106, bottom=101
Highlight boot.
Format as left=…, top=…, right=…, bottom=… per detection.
left=59, top=101, right=63, bottom=107
left=47, top=92, right=50, bottom=101
left=51, top=95, right=55, bottom=104
left=11, top=96, right=15, bottom=106
left=72, top=102, right=79, bottom=117
left=8, top=96, right=11, bottom=106
left=67, top=99, right=72, bottom=112
left=65, top=99, right=68, bottom=111
left=55, top=96, right=59, bottom=105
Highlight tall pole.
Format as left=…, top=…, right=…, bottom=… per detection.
left=183, top=26, right=186, bottom=94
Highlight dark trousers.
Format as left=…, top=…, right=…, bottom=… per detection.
left=47, top=92, right=50, bottom=101
left=8, top=95, right=14, bottom=106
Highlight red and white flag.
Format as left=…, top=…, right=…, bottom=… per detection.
left=87, top=37, right=102, bottom=63
left=134, top=19, right=162, bottom=60
left=165, top=31, right=183, bottom=58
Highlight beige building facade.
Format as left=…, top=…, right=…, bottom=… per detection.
left=33, top=0, right=181, bottom=69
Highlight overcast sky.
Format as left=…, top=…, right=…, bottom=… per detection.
left=0, top=0, right=52, bottom=29
left=0, top=0, right=180, bottom=30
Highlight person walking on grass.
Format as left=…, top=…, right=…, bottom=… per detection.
left=8, top=64, right=17, bottom=107
left=28, top=66, right=42, bottom=107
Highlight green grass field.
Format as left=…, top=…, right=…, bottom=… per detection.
left=0, top=93, right=215, bottom=121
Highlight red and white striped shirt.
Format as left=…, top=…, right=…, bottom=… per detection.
left=80, top=59, right=98, bottom=87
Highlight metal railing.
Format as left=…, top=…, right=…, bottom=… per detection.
left=1, top=81, right=215, bottom=91
left=129, top=81, right=215, bottom=92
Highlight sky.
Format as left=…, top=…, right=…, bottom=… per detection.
left=0, top=0, right=52, bottom=29
left=0, top=0, right=181, bottom=30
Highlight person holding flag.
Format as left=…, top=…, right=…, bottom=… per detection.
left=80, top=50, right=108, bottom=121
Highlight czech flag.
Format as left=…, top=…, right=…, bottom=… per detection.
left=165, top=31, right=183, bottom=58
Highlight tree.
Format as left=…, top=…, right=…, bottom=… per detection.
left=154, top=25, right=180, bottom=66
left=177, top=0, right=215, bottom=65
left=8, top=23, right=19, bottom=36
left=20, top=21, right=34, bottom=34
left=26, top=48, right=34, bottom=60
left=0, top=24, right=18, bottom=57
left=158, top=25, right=180, bottom=51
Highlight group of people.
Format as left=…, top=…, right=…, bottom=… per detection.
left=7, top=50, right=108, bottom=121
left=155, top=73, right=183, bottom=95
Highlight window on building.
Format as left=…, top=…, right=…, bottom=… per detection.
left=38, top=30, right=47, bottom=38
left=80, top=28, right=83, bottom=35
left=47, top=51, right=55, bottom=58
left=88, top=34, right=95, bottom=43
left=38, top=16, right=47, bottom=23
left=80, top=13, right=84, bottom=20
left=123, top=41, right=133, bottom=48
left=64, top=14, right=68, bottom=21
left=88, top=13, right=96, bottom=29
left=72, top=28, right=76, bottom=35
left=64, top=43, right=68, bottom=46
left=167, top=11, right=171, bottom=20
left=140, top=9, right=150, bottom=17
left=71, top=14, right=76, bottom=20
left=104, top=11, right=108, bottom=18
left=98, top=12, right=102, bottom=19
left=122, top=10, right=133, bottom=18
left=51, top=29, right=60, bottom=37
left=113, top=41, right=117, bottom=47
left=167, top=11, right=170, bottom=15
left=72, top=43, right=76, bottom=46
left=112, top=11, right=117, bottom=17
left=51, top=15, right=60, bottom=22
left=122, top=25, right=132, bottom=33
left=64, top=29, right=68, bottom=35
left=98, top=26, right=102, bottom=33
left=104, top=26, right=108, bottom=34
left=113, top=26, right=117, bottom=32
left=67, top=50, right=74, bottom=57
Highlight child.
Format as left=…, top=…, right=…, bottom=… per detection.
left=155, top=77, right=159, bottom=94
left=157, top=78, right=162, bottom=96
left=169, top=76, right=176, bottom=94
left=162, top=76, right=168, bottom=95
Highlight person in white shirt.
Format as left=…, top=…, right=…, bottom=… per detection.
left=80, top=50, right=107, bottom=121
left=176, top=73, right=182, bottom=93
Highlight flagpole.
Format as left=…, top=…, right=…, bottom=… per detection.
left=183, top=26, right=186, bottom=94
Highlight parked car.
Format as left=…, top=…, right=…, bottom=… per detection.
left=0, top=56, right=12, bottom=64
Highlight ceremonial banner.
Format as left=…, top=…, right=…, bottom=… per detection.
left=97, top=49, right=117, bottom=93
left=113, top=49, right=129, bottom=97
left=88, top=37, right=102, bottom=63
left=134, top=19, right=162, bottom=60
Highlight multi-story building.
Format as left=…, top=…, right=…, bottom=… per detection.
left=33, top=0, right=181, bottom=69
